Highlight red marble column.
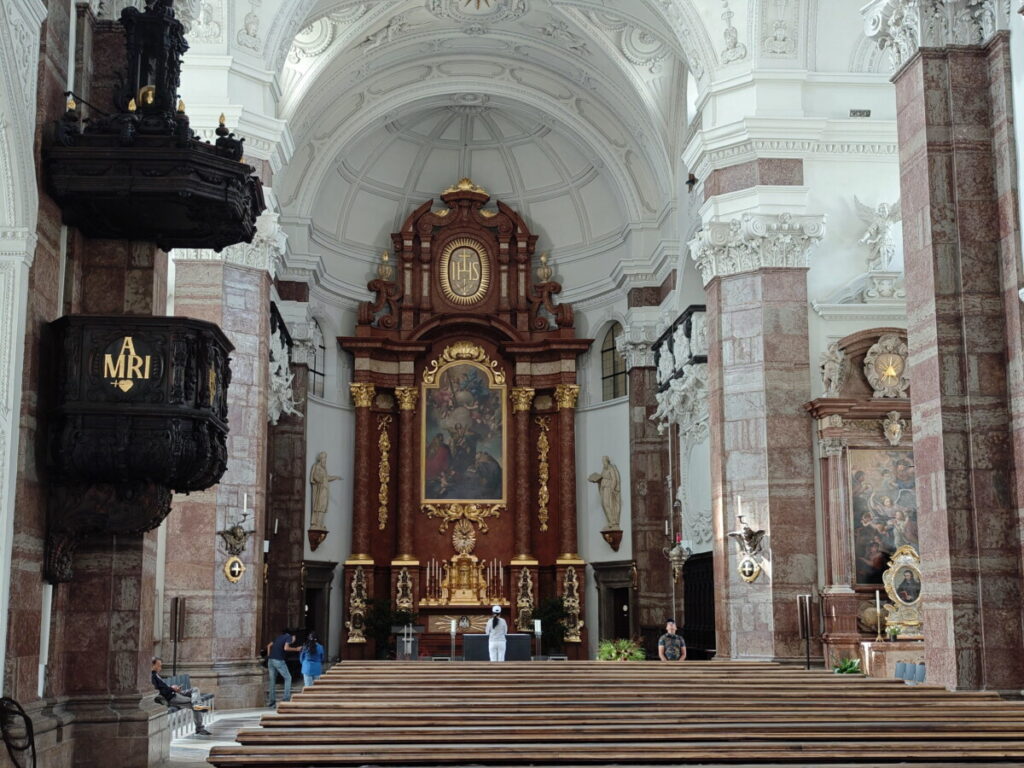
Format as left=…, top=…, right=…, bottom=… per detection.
left=168, top=259, right=270, bottom=708
left=510, top=387, right=535, bottom=558
left=554, top=384, right=580, bottom=558
left=705, top=268, right=818, bottom=662
left=394, top=386, right=419, bottom=560
left=348, top=382, right=376, bottom=559
left=892, top=35, right=1024, bottom=691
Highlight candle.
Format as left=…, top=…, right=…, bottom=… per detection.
left=664, top=520, right=669, bottom=536
left=875, top=589, right=881, bottom=617
left=450, top=619, right=456, bottom=635
left=736, top=494, right=742, bottom=515
left=243, top=492, right=248, bottom=513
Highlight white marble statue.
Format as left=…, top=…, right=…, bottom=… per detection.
left=268, top=325, right=302, bottom=425
left=820, top=341, right=847, bottom=398
left=309, top=452, right=340, bottom=530
left=855, top=197, right=902, bottom=272
left=588, top=456, right=622, bottom=531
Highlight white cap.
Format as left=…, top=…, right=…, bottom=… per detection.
left=492, top=605, right=501, bottom=613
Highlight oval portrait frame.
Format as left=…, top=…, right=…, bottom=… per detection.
left=439, top=237, right=490, bottom=306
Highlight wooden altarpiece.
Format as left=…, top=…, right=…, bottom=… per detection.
left=339, top=180, right=591, bottom=658
left=805, top=328, right=916, bottom=664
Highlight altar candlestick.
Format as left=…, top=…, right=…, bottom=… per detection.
left=875, top=590, right=883, bottom=641
left=499, top=564, right=503, bottom=596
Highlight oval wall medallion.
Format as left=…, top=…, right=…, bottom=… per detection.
left=439, top=237, right=490, bottom=306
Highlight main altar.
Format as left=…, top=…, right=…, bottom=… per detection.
left=339, top=179, right=591, bottom=658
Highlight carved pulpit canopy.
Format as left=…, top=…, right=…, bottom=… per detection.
left=356, top=179, right=573, bottom=338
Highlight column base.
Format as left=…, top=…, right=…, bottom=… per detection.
left=64, top=692, right=169, bottom=768
left=173, top=659, right=265, bottom=710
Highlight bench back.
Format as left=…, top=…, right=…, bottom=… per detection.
left=164, top=674, right=191, bottom=690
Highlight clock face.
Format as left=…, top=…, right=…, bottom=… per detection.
left=874, top=352, right=904, bottom=386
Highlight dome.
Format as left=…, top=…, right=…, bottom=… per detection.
left=308, top=100, right=630, bottom=263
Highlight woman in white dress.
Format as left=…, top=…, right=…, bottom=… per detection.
left=486, top=605, right=507, bottom=662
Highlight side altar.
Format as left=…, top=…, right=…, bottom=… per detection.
left=339, top=179, right=592, bottom=658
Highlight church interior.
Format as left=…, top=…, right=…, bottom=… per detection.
left=4, top=0, right=1024, bottom=765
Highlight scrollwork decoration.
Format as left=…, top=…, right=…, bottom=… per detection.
left=535, top=416, right=551, bottom=531
left=515, top=567, right=535, bottom=632
left=562, top=566, right=583, bottom=643
left=377, top=415, right=392, bottom=530
left=421, top=342, right=505, bottom=385
left=346, top=566, right=368, bottom=643
left=396, top=566, right=413, bottom=612
left=423, top=502, right=504, bottom=533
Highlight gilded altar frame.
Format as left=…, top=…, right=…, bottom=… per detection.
left=420, top=343, right=508, bottom=519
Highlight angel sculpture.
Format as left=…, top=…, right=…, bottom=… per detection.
left=855, top=197, right=902, bottom=272
left=727, top=515, right=765, bottom=557
left=218, top=512, right=253, bottom=556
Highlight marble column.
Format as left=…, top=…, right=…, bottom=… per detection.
left=554, top=384, right=581, bottom=558
left=348, top=382, right=376, bottom=560
left=618, top=317, right=672, bottom=640
left=863, top=6, right=1024, bottom=689
left=690, top=211, right=824, bottom=662
left=166, top=258, right=270, bottom=708
left=394, top=387, right=419, bottom=560
left=510, top=387, right=535, bottom=559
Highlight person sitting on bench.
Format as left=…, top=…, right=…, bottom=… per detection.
left=151, top=657, right=210, bottom=736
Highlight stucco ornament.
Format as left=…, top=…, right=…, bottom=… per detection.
left=268, top=325, right=302, bottom=425
left=588, top=456, right=622, bottom=531
left=688, top=212, right=826, bottom=287
left=864, top=334, right=910, bottom=399
left=820, top=341, right=848, bottom=398
left=862, top=0, right=1007, bottom=72
left=882, top=411, right=907, bottom=446
left=856, top=197, right=902, bottom=272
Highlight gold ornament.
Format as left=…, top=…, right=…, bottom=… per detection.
left=443, top=177, right=487, bottom=195
left=439, top=237, right=490, bottom=306
left=395, top=386, right=419, bottom=411
left=395, top=567, right=413, bottom=612
left=423, top=503, right=503, bottom=534
left=350, top=382, right=376, bottom=408
left=510, top=387, right=535, bottom=413
left=452, top=518, right=477, bottom=555
left=554, top=383, right=580, bottom=410
left=535, top=416, right=551, bottom=532
left=422, top=342, right=505, bottom=385
left=377, top=250, right=395, bottom=281
left=562, top=567, right=583, bottom=643
left=346, top=567, right=368, bottom=643
left=515, top=568, right=535, bottom=632
left=377, top=415, right=392, bottom=530
left=536, top=252, right=553, bottom=282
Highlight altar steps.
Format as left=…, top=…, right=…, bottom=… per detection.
left=207, top=661, right=1024, bottom=766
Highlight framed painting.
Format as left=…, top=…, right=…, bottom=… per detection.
left=421, top=360, right=506, bottom=505
left=848, top=448, right=917, bottom=587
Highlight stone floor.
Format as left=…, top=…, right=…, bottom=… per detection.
left=162, top=708, right=270, bottom=766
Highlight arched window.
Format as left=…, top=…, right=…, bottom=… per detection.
left=601, top=323, right=628, bottom=401
left=308, top=321, right=326, bottom=398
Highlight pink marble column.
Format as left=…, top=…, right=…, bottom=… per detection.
left=706, top=268, right=818, bottom=662
left=892, top=35, right=1024, bottom=692
left=165, top=259, right=270, bottom=708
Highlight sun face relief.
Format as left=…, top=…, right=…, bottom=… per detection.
left=875, top=353, right=904, bottom=387
left=440, top=238, right=490, bottom=306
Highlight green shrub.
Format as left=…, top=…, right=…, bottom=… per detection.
left=832, top=656, right=862, bottom=674
left=597, top=638, right=646, bottom=661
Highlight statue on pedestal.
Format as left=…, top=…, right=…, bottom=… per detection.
left=309, top=451, right=340, bottom=530
left=588, top=456, right=622, bottom=530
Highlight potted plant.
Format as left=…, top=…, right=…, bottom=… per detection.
left=832, top=656, right=862, bottom=674
left=886, top=625, right=902, bottom=642
left=532, top=596, right=568, bottom=655
left=364, top=598, right=417, bottom=659
left=597, top=639, right=646, bottom=661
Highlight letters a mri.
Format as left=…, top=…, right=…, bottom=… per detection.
left=103, top=336, right=153, bottom=392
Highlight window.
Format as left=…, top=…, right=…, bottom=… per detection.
left=308, top=321, right=325, bottom=398
left=601, top=323, right=628, bottom=401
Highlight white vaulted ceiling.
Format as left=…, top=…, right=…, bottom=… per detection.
left=266, top=0, right=694, bottom=301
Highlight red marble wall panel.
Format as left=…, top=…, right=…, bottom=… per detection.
left=704, top=159, right=804, bottom=201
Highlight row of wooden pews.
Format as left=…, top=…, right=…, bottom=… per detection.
left=207, top=660, right=1024, bottom=766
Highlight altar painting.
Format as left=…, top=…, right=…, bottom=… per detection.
left=422, top=362, right=506, bottom=502
left=849, top=448, right=918, bottom=586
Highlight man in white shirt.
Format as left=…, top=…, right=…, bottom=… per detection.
left=486, top=605, right=508, bottom=661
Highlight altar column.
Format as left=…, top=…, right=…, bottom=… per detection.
left=394, top=387, right=419, bottom=559
left=348, top=382, right=377, bottom=559
left=554, top=384, right=581, bottom=558
left=510, top=387, right=536, bottom=558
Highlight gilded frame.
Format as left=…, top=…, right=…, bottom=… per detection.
left=420, top=344, right=507, bottom=518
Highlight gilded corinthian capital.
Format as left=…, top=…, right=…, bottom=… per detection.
left=554, top=384, right=580, bottom=410
left=510, top=387, right=535, bottom=413
left=349, top=382, right=376, bottom=408
left=394, top=386, right=419, bottom=410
